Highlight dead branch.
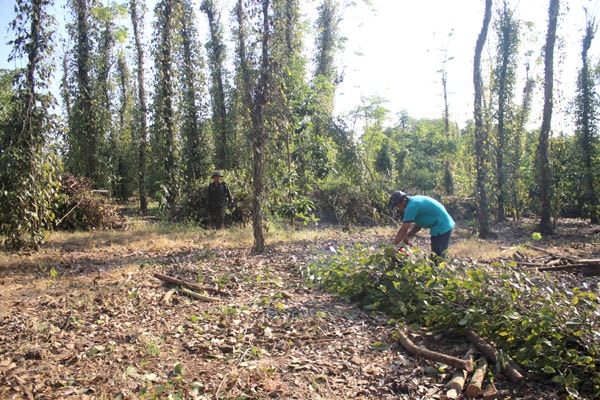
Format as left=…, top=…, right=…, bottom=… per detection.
left=466, top=329, right=524, bottom=382
left=55, top=198, right=84, bottom=226
left=517, top=261, right=549, bottom=267
left=524, top=244, right=564, bottom=257
left=538, top=261, right=600, bottom=273
left=397, top=330, right=473, bottom=372
left=153, top=272, right=230, bottom=296
left=466, top=358, right=488, bottom=398
left=576, top=258, right=600, bottom=264
left=179, top=287, right=219, bottom=302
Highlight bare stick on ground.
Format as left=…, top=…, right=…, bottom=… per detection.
left=397, top=329, right=473, bottom=372
left=154, top=272, right=231, bottom=296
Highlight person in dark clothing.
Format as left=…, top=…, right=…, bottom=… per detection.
left=207, top=171, right=233, bottom=229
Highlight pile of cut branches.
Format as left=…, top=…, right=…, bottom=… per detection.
left=304, top=244, right=600, bottom=398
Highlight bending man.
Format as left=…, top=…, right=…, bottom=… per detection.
left=388, top=190, right=455, bottom=261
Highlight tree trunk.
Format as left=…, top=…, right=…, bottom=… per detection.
left=129, top=0, right=148, bottom=215
left=473, top=0, right=492, bottom=238
left=539, top=0, right=560, bottom=235
left=235, top=0, right=271, bottom=253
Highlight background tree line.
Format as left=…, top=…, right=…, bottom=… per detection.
left=0, top=0, right=599, bottom=251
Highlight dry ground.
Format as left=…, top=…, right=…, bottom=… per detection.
left=0, top=219, right=599, bottom=399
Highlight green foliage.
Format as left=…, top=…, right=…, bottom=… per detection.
left=305, top=245, right=600, bottom=397
left=274, top=197, right=318, bottom=226
left=0, top=148, right=60, bottom=250
left=313, top=178, right=378, bottom=224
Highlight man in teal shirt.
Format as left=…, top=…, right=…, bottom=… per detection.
left=388, top=191, right=455, bottom=260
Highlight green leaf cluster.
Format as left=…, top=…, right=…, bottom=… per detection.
left=305, top=245, right=600, bottom=397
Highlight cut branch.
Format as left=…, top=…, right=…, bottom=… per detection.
left=466, top=329, right=524, bottom=382
left=447, top=345, right=477, bottom=398
left=153, top=272, right=230, bottom=296
left=466, top=359, right=488, bottom=398
left=179, top=287, right=219, bottom=302
left=397, top=329, right=473, bottom=372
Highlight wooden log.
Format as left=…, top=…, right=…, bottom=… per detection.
left=153, top=272, right=230, bottom=296
left=466, top=358, right=488, bottom=398
left=397, top=330, right=473, bottom=372
left=466, top=329, right=524, bottom=382
left=482, top=380, right=499, bottom=399
left=446, top=369, right=467, bottom=398
left=446, top=344, right=477, bottom=398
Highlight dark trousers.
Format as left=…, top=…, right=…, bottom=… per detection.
left=431, top=229, right=452, bottom=260
left=209, top=206, right=226, bottom=229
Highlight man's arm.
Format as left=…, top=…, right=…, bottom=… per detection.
left=393, top=222, right=411, bottom=245
left=407, top=225, right=422, bottom=239
left=394, top=222, right=421, bottom=245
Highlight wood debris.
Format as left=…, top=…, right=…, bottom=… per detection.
left=516, top=245, right=600, bottom=276
left=397, top=329, right=473, bottom=372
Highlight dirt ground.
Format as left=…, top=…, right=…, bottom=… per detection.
left=0, top=219, right=599, bottom=399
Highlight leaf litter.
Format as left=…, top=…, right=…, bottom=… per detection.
left=1, top=220, right=598, bottom=399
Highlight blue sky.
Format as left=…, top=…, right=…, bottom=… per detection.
left=1, top=0, right=599, bottom=131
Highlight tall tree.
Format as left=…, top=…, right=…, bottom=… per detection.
left=312, top=0, right=343, bottom=136
left=509, top=61, right=535, bottom=220
left=539, top=0, right=559, bottom=235
left=201, top=0, right=231, bottom=170
left=151, top=0, right=179, bottom=216
left=573, top=14, right=599, bottom=223
left=473, top=0, right=492, bottom=238
left=235, top=0, right=273, bottom=253
left=113, top=52, right=135, bottom=201
left=439, top=30, right=455, bottom=195
left=492, top=0, right=519, bottom=221
left=67, top=0, right=102, bottom=185
left=0, top=0, right=59, bottom=249
left=178, top=0, right=210, bottom=184
left=129, top=0, right=148, bottom=215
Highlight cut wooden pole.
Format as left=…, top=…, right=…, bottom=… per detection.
left=466, top=358, right=488, bottom=398
left=446, top=344, right=477, bottom=398
left=446, top=369, right=467, bottom=399
left=397, top=330, right=473, bottom=372
left=466, top=329, right=524, bottom=382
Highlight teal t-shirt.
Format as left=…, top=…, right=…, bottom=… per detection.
left=402, top=195, right=455, bottom=236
